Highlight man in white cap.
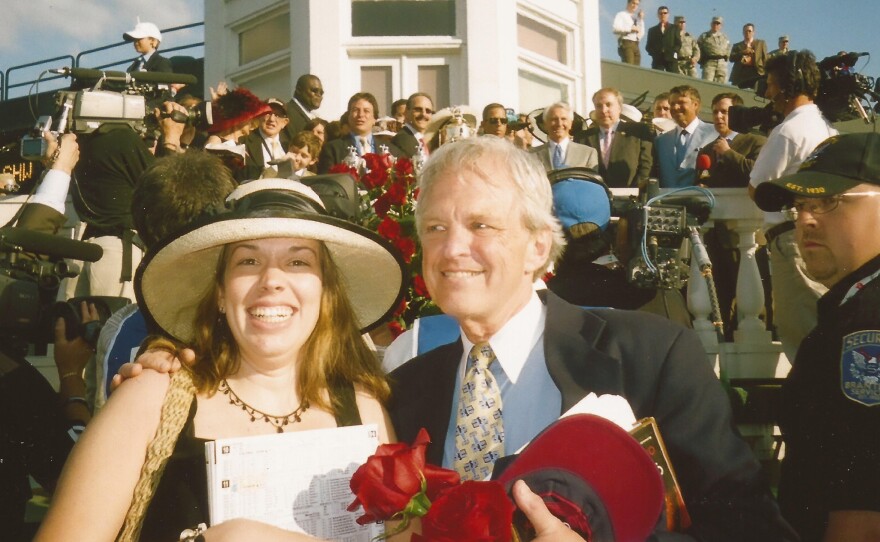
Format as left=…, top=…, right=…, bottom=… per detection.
left=123, top=19, right=173, bottom=73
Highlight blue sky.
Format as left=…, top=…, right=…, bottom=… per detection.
left=3, top=1, right=878, bottom=98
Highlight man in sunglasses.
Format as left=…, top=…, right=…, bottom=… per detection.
left=480, top=103, right=509, bottom=138
left=392, top=92, right=434, bottom=158
left=285, top=74, right=325, bottom=139
left=754, top=132, right=880, bottom=542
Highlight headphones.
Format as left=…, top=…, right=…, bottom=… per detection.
left=783, top=50, right=807, bottom=99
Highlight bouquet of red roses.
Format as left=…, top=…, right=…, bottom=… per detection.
left=329, top=152, right=438, bottom=337
left=347, top=428, right=517, bottom=542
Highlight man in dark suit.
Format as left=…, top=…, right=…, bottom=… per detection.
left=645, top=5, right=681, bottom=72
left=122, top=20, right=173, bottom=73
left=241, top=98, right=291, bottom=180
left=284, top=74, right=324, bottom=141
left=700, top=92, right=766, bottom=188
left=577, top=87, right=653, bottom=188
left=317, top=92, right=402, bottom=173
left=729, top=23, right=768, bottom=89
left=388, top=135, right=792, bottom=541
left=391, top=93, right=434, bottom=158
left=531, top=102, right=598, bottom=173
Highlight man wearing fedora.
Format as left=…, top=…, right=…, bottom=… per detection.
left=531, top=102, right=597, bottom=173
left=754, top=132, right=880, bottom=542
left=577, top=87, right=653, bottom=188
left=123, top=20, right=173, bottom=74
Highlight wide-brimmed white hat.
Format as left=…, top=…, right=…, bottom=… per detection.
left=135, top=180, right=405, bottom=343
left=123, top=19, right=162, bottom=42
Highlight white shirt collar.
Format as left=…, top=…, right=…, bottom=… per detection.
left=292, top=97, right=316, bottom=120
left=549, top=138, right=570, bottom=153
left=460, top=291, right=545, bottom=384
left=601, top=121, right=620, bottom=137
left=404, top=123, right=423, bottom=137
left=679, top=117, right=701, bottom=135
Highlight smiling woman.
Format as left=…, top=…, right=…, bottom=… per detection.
left=34, top=181, right=408, bottom=542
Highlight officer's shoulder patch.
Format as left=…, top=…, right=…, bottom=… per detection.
left=841, top=330, right=880, bottom=406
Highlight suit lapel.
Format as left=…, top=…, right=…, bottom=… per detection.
left=541, top=291, right=624, bottom=413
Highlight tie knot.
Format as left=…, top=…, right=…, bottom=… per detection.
left=469, top=342, right=495, bottom=370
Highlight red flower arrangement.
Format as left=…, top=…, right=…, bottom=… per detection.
left=348, top=429, right=517, bottom=542
left=329, top=152, right=439, bottom=337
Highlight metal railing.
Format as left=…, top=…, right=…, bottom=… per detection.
left=2, top=22, right=204, bottom=101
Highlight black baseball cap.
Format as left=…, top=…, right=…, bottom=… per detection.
left=754, top=132, right=880, bottom=211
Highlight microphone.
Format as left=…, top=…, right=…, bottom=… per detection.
left=0, top=227, right=104, bottom=262
left=50, top=67, right=197, bottom=85
left=695, top=153, right=712, bottom=183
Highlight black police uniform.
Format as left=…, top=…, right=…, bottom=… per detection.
left=778, top=252, right=880, bottom=541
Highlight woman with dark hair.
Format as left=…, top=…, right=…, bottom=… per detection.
left=35, top=182, right=406, bottom=541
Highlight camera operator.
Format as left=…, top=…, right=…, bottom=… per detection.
left=748, top=50, right=838, bottom=362
left=11, top=132, right=79, bottom=234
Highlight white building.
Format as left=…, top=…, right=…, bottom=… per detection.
left=204, top=0, right=601, bottom=119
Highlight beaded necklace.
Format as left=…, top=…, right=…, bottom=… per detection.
left=219, top=379, right=309, bottom=433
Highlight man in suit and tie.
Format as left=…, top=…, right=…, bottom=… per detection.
left=122, top=20, right=173, bottom=73
left=391, top=93, right=434, bottom=158
left=577, top=87, right=653, bottom=188
left=388, top=135, right=792, bottom=540
left=284, top=74, right=324, bottom=141
left=655, top=85, right=718, bottom=188
left=241, top=98, right=291, bottom=180
left=646, top=5, right=681, bottom=72
left=729, top=23, right=769, bottom=89
left=317, top=92, right=403, bottom=173
left=700, top=93, right=766, bottom=188
left=531, top=102, right=597, bottom=173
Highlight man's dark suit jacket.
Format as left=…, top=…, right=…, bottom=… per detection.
left=241, top=130, right=292, bottom=181
left=577, top=121, right=654, bottom=188
left=127, top=52, right=173, bottom=74
left=646, top=23, right=681, bottom=70
left=703, top=132, right=767, bottom=188
left=284, top=100, right=312, bottom=141
left=389, top=291, right=788, bottom=541
left=391, top=126, right=421, bottom=158
left=729, top=40, right=768, bottom=89
left=316, top=136, right=403, bottom=174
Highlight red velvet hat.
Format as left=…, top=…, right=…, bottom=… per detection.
left=207, top=88, right=271, bottom=134
left=493, top=414, right=664, bottom=541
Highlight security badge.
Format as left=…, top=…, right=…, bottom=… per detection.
left=841, top=330, right=880, bottom=406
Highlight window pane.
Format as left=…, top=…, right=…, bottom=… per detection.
left=352, top=1, right=455, bottom=37
left=239, top=14, right=290, bottom=65
left=517, top=15, right=567, bottom=65
left=518, top=70, right=567, bottom=114
left=418, top=65, right=449, bottom=109
left=361, top=66, right=393, bottom=117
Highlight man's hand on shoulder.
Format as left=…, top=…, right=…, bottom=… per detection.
left=110, top=347, right=195, bottom=392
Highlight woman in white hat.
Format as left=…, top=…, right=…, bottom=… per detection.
left=36, top=183, right=407, bottom=541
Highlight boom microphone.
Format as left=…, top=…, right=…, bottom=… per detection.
left=50, top=67, right=197, bottom=86
left=0, top=227, right=104, bottom=262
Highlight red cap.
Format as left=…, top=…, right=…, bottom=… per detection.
left=494, top=414, right=664, bottom=541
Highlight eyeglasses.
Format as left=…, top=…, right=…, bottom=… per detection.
left=412, top=107, right=434, bottom=114
left=782, top=191, right=880, bottom=220
left=486, top=118, right=508, bottom=125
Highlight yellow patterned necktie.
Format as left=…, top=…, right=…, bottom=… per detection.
left=453, top=342, right=505, bottom=481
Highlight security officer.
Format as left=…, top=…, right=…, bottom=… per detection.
left=755, top=132, right=880, bottom=541
left=697, top=16, right=731, bottom=83
left=675, top=16, right=700, bottom=77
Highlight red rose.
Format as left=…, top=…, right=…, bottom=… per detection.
left=413, top=274, right=429, bottom=297
left=377, top=216, right=402, bottom=241
left=362, top=167, right=389, bottom=190
left=394, top=157, right=414, bottom=179
left=373, top=193, right=392, bottom=217
left=348, top=429, right=459, bottom=525
left=387, top=319, right=404, bottom=338
left=394, top=236, right=416, bottom=263
left=378, top=152, right=395, bottom=170
left=329, top=163, right=359, bottom=181
left=363, top=152, right=383, bottom=171
left=415, top=481, right=515, bottom=542
left=386, top=182, right=407, bottom=206
left=392, top=298, right=407, bottom=317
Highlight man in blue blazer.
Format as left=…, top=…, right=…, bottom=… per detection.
left=655, top=85, right=718, bottom=188
left=388, top=135, right=792, bottom=541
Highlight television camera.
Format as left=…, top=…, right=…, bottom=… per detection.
left=0, top=226, right=121, bottom=357
left=20, top=67, right=206, bottom=161
left=728, top=50, right=880, bottom=133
